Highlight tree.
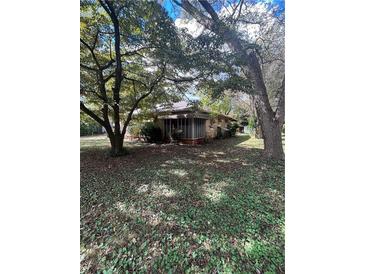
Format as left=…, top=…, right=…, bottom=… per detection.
left=171, top=0, right=285, bottom=159
left=80, top=0, right=183, bottom=156
left=199, top=90, right=234, bottom=115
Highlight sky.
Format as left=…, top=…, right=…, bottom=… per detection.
left=162, top=0, right=285, bottom=21
left=161, top=0, right=285, bottom=101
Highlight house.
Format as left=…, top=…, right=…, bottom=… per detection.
left=154, top=102, right=237, bottom=144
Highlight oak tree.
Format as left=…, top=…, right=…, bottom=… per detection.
left=171, top=0, right=285, bottom=159
left=80, top=0, right=183, bottom=156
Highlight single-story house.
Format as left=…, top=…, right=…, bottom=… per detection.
left=154, top=102, right=237, bottom=144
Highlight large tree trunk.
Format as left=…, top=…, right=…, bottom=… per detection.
left=108, top=133, right=124, bottom=157
left=247, top=52, right=284, bottom=160
left=212, top=16, right=284, bottom=159
left=252, top=93, right=283, bottom=159
left=254, top=96, right=283, bottom=159
left=177, top=0, right=285, bottom=159
left=259, top=111, right=284, bottom=159
left=255, top=120, right=263, bottom=139
left=104, top=0, right=125, bottom=157
left=120, top=123, right=128, bottom=151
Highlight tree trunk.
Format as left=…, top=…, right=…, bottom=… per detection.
left=247, top=53, right=284, bottom=160
left=260, top=115, right=283, bottom=159
left=107, top=133, right=123, bottom=157
left=162, top=0, right=284, bottom=158
left=251, top=92, right=283, bottom=159
left=120, top=124, right=128, bottom=150
left=255, top=121, right=263, bottom=139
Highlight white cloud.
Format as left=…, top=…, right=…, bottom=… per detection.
left=175, top=18, right=204, bottom=38
left=174, top=2, right=272, bottom=43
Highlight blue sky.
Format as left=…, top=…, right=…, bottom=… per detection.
left=162, top=0, right=284, bottom=20
left=162, top=0, right=180, bottom=20
left=161, top=0, right=284, bottom=101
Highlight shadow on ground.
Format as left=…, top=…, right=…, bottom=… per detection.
left=80, top=134, right=284, bottom=273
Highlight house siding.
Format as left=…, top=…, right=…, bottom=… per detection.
left=205, top=117, right=230, bottom=139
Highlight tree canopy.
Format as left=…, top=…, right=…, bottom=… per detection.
left=80, top=0, right=285, bottom=159
left=80, top=0, right=191, bottom=155
left=169, top=0, right=285, bottom=159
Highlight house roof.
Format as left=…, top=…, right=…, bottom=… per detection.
left=156, top=101, right=237, bottom=122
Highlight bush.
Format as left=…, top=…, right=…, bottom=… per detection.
left=129, top=124, right=142, bottom=137
left=140, top=122, right=162, bottom=143
left=80, top=121, right=103, bottom=136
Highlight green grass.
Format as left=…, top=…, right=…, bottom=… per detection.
left=80, top=135, right=147, bottom=154
left=80, top=134, right=284, bottom=273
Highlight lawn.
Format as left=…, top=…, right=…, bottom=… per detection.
left=80, top=134, right=285, bottom=273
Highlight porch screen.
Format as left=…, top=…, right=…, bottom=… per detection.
left=178, top=118, right=205, bottom=139
left=164, top=118, right=206, bottom=139
left=193, top=118, right=205, bottom=138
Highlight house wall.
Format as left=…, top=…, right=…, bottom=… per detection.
left=205, top=117, right=230, bottom=139
left=156, top=116, right=233, bottom=142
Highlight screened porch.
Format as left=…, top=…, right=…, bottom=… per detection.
left=162, top=118, right=206, bottom=141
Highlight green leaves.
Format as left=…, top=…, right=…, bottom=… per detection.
left=80, top=0, right=185, bottom=137
left=81, top=134, right=284, bottom=273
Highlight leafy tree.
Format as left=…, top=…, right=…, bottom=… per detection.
left=80, top=0, right=184, bottom=156
left=199, top=89, right=233, bottom=115
left=80, top=112, right=103, bottom=136
left=170, top=0, right=285, bottom=159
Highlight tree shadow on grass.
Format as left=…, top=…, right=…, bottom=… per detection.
left=80, top=134, right=284, bottom=273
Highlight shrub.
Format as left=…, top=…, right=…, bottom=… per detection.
left=140, top=122, right=162, bottom=143
left=80, top=121, right=103, bottom=136
left=129, top=124, right=142, bottom=137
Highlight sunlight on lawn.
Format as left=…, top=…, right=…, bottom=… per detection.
left=235, top=135, right=264, bottom=149
left=214, top=159, right=233, bottom=163
left=168, top=168, right=189, bottom=177
left=202, top=181, right=228, bottom=202
left=80, top=135, right=110, bottom=148
left=80, top=134, right=285, bottom=273
left=80, top=134, right=146, bottom=151
left=136, top=181, right=177, bottom=198
left=151, top=183, right=177, bottom=198
left=235, top=133, right=285, bottom=151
